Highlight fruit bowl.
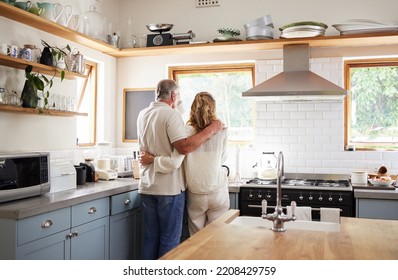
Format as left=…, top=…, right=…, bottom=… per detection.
left=368, top=179, right=394, bottom=187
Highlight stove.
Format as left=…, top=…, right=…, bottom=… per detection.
left=240, top=173, right=354, bottom=220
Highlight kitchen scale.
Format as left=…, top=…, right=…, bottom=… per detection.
left=146, top=23, right=174, bottom=47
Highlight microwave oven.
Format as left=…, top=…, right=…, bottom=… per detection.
left=0, top=152, right=50, bottom=203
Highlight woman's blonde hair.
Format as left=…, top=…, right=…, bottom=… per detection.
left=187, top=92, right=217, bottom=132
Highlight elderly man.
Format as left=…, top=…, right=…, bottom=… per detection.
left=137, top=79, right=223, bottom=260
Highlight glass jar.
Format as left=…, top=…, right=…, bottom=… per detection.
left=83, top=5, right=104, bottom=41
left=0, top=87, right=6, bottom=104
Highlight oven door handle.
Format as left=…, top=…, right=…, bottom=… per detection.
left=248, top=204, right=342, bottom=212
left=248, top=204, right=279, bottom=209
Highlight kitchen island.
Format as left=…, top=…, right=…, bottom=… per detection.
left=161, top=209, right=398, bottom=260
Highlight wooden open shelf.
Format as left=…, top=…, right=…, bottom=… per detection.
left=114, top=32, right=398, bottom=58
left=2, top=2, right=398, bottom=58
left=0, top=2, right=118, bottom=55
left=0, top=104, right=88, bottom=117
left=0, top=54, right=87, bottom=79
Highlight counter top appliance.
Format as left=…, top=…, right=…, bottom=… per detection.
left=0, top=152, right=50, bottom=203
left=240, top=173, right=354, bottom=220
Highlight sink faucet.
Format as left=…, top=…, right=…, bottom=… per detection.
left=261, top=151, right=296, bottom=232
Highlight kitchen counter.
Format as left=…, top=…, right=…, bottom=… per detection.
left=0, top=179, right=240, bottom=220
left=0, top=178, right=139, bottom=220
left=354, top=187, right=398, bottom=200
left=160, top=209, right=398, bottom=260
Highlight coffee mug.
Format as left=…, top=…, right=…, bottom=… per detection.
left=9, top=45, right=18, bottom=57
left=27, top=6, right=44, bottom=16
left=0, top=43, right=9, bottom=55
left=0, top=0, right=17, bottom=4
left=13, top=1, right=31, bottom=10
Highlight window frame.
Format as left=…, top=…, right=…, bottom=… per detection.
left=168, top=63, right=256, bottom=145
left=76, top=60, right=97, bottom=147
left=344, top=57, right=398, bottom=151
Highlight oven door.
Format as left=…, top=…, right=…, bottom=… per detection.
left=239, top=188, right=354, bottom=219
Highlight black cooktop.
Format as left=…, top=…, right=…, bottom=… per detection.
left=246, top=178, right=350, bottom=188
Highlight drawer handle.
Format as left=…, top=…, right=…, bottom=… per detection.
left=41, top=220, right=53, bottom=228
left=124, top=199, right=131, bottom=205
left=88, top=207, right=97, bottom=214
left=66, top=232, right=79, bottom=239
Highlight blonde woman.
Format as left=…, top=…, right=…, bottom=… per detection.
left=140, top=92, right=229, bottom=235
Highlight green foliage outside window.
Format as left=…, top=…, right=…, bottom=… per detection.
left=350, top=66, right=398, bottom=149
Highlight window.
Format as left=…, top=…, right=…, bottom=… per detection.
left=76, top=60, right=97, bottom=146
left=345, top=58, right=398, bottom=150
left=169, top=63, right=255, bottom=144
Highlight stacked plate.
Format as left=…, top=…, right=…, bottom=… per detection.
left=279, top=21, right=328, bottom=39
left=244, top=15, right=275, bottom=40
left=332, top=19, right=398, bottom=35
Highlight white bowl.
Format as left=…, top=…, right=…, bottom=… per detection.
left=368, top=179, right=394, bottom=187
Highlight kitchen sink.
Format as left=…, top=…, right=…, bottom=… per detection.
left=229, top=216, right=340, bottom=232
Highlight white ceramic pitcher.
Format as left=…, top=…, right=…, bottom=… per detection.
left=37, top=2, right=63, bottom=23
left=56, top=5, right=73, bottom=27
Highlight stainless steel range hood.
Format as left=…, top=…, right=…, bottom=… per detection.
left=243, top=44, right=347, bottom=101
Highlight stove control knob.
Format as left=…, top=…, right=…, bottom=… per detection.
left=309, top=195, right=313, bottom=201
left=318, top=196, right=323, bottom=202
left=266, top=194, right=272, bottom=199
left=339, top=196, right=343, bottom=202
left=299, top=195, right=304, bottom=201
left=257, top=193, right=263, bottom=199
left=248, top=192, right=254, bottom=199
left=328, top=196, right=333, bottom=202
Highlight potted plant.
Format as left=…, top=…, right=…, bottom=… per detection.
left=40, top=39, right=71, bottom=70
left=21, top=65, right=52, bottom=109
left=21, top=40, right=70, bottom=110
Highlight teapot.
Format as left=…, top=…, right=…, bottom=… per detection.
left=37, top=2, right=62, bottom=22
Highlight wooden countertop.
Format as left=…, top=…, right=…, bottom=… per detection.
left=161, top=210, right=398, bottom=260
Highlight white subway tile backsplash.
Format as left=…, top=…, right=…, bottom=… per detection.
left=298, top=103, right=315, bottom=111
left=251, top=57, right=398, bottom=175
left=290, top=111, right=306, bottom=119
left=298, top=119, right=315, bottom=127
left=306, top=111, right=323, bottom=119
left=282, top=103, right=298, bottom=111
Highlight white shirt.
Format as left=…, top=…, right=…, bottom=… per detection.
left=137, top=101, right=187, bottom=195
left=154, top=125, right=228, bottom=194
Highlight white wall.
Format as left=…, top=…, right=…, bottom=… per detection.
left=118, top=0, right=398, bottom=45
left=0, top=0, right=119, bottom=163
left=1, top=0, right=397, bottom=175
left=116, top=0, right=398, bottom=177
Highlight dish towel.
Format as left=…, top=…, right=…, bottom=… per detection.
left=320, top=207, right=340, bottom=223
left=287, top=206, right=312, bottom=221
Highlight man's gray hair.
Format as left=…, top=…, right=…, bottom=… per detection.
left=156, top=79, right=179, bottom=101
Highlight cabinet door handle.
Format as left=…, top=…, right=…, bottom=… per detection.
left=66, top=233, right=73, bottom=239
left=88, top=207, right=97, bottom=214
left=124, top=199, right=131, bottom=205
left=72, top=231, right=79, bottom=237
left=41, top=220, right=53, bottom=228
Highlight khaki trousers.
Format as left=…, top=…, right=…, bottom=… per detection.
left=187, top=187, right=230, bottom=236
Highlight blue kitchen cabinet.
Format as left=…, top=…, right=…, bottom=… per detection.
left=109, top=190, right=142, bottom=260
left=0, top=197, right=110, bottom=260
left=229, top=192, right=239, bottom=209
left=356, top=198, right=398, bottom=220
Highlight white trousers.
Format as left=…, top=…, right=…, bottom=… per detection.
left=187, top=186, right=230, bottom=236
